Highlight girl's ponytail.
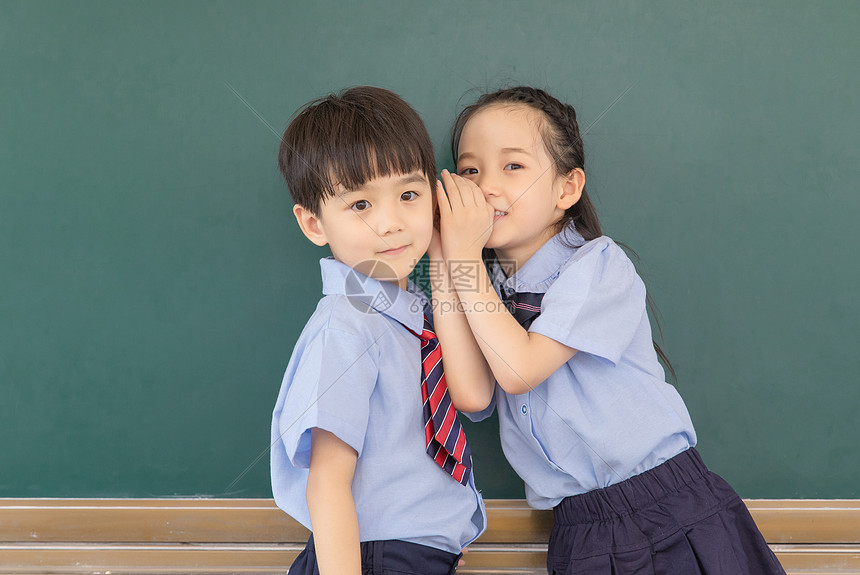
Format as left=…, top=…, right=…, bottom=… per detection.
left=452, top=86, right=676, bottom=381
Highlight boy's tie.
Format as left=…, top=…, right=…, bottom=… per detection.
left=501, top=288, right=544, bottom=329
left=408, top=316, right=472, bottom=486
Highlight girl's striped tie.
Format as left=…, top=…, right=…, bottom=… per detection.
left=501, top=288, right=544, bottom=329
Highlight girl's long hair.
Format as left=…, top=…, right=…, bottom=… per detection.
left=451, top=86, right=676, bottom=381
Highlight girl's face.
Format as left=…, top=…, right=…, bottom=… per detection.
left=456, top=104, right=581, bottom=269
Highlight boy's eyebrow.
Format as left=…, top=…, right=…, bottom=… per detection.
left=338, top=173, right=427, bottom=196
left=396, top=173, right=429, bottom=186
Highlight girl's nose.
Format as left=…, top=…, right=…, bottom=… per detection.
left=475, top=172, right=500, bottom=197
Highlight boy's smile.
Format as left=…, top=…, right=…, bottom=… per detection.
left=294, top=171, right=434, bottom=289
left=378, top=244, right=409, bottom=256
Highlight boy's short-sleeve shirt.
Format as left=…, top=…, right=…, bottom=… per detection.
left=271, top=258, right=486, bottom=553
left=468, top=225, right=697, bottom=509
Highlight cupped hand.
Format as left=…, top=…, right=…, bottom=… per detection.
left=437, top=169, right=494, bottom=261
left=427, top=184, right=444, bottom=261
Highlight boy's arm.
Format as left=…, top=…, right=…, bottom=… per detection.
left=306, top=428, right=361, bottom=575
left=437, top=172, right=578, bottom=395
left=428, top=225, right=495, bottom=412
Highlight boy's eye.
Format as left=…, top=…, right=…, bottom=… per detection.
left=504, top=163, right=523, bottom=170
left=401, top=190, right=418, bottom=201
left=459, top=167, right=478, bottom=176
left=350, top=200, right=370, bottom=212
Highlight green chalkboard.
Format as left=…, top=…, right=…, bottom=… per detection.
left=2, top=1, right=858, bottom=499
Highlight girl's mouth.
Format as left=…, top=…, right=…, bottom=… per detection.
left=493, top=210, right=508, bottom=221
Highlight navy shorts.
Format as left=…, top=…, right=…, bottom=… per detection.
left=548, top=448, right=786, bottom=575
left=288, top=535, right=461, bottom=575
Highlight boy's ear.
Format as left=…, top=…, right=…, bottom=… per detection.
left=557, top=168, right=585, bottom=211
left=293, top=204, right=328, bottom=247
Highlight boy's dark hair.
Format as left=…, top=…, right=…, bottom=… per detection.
left=279, top=86, right=437, bottom=214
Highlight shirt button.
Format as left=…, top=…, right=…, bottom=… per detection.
left=521, top=405, right=528, bottom=415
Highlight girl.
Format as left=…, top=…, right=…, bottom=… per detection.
left=428, top=87, right=785, bottom=574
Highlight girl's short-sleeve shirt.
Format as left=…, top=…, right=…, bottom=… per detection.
left=476, top=225, right=696, bottom=509
left=271, top=258, right=486, bottom=553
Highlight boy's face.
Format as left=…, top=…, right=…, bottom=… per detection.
left=295, top=171, right=434, bottom=289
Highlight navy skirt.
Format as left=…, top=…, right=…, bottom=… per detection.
left=288, top=535, right=461, bottom=575
left=548, top=448, right=786, bottom=575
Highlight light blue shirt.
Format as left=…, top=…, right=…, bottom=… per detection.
left=271, top=258, right=486, bottom=553
left=470, top=225, right=696, bottom=509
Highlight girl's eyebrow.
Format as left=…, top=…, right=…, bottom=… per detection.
left=501, top=147, right=532, bottom=155
left=458, top=147, right=534, bottom=163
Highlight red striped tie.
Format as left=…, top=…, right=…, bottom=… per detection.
left=408, top=316, right=472, bottom=486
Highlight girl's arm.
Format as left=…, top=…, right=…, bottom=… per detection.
left=306, top=428, right=361, bottom=575
left=437, top=171, right=578, bottom=395
left=427, top=216, right=495, bottom=412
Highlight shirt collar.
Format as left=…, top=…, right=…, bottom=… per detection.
left=493, top=222, right=585, bottom=294
left=320, top=258, right=428, bottom=332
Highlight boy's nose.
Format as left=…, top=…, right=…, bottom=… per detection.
left=375, top=207, right=405, bottom=236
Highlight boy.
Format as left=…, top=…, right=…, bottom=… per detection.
left=271, top=86, right=486, bottom=575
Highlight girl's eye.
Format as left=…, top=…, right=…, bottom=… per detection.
left=401, top=191, right=418, bottom=201
left=504, top=163, right=523, bottom=170
left=459, top=167, right=478, bottom=176
left=351, top=199, right=370, bottom=212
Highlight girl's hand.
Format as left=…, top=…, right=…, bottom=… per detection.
left=437, top=169, right=494, bottom=262
left=427, top=185, right=444, bottom=262
left=458, top=547, right=469, bottom=567
left=426, top=221, right=445, bottom=293
left=427, top=223, right=443, bottom=261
